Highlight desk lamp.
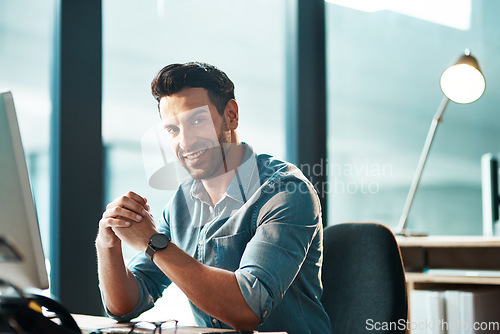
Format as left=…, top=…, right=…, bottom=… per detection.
left=396, top=50, right=485, bottom=236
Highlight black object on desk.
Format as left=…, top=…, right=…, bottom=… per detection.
left=0, top=278, right=81, bottom=334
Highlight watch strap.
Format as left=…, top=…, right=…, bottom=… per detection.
left=145, top=243, right=156, bottom=260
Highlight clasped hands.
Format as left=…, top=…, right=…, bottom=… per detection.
left=97, top=191, right=157, bottom=252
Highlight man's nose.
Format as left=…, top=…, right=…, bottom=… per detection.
left=178, top=129, right=196, bottom=151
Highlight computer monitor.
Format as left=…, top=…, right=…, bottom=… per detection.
left=482, top=153, right=500, bottom=236
left=0, top=90, right=49, bottom=289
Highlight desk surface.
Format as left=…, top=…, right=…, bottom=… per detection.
left=73, top=314, right=287, bottom=334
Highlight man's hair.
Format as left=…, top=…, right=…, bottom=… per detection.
left=151, top=61, right=235, bottom=115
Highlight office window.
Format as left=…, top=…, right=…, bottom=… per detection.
left=0, top=1, right=54, bottom=257
left=326, top=0, right=500, bottom=235
left=103, top=0, right=286, bottom=322
left=103, top=0, right=286, bottom=239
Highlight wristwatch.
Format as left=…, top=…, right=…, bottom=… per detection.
left=145, top=233, right=169, bottom=260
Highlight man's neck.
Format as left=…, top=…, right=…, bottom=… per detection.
left=202, top=143, right=245, bottom=206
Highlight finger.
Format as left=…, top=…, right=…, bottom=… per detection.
left=107, top=191, right=147, bottom=213
left=114, top=196, right=148, bottom=216
left=103, top=206, right=143, bottom=223
left=124, top=191, right=147, bottom=207
left=99, top=217, right=131, bottom=228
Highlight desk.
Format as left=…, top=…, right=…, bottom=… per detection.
left=73, top=314, right=287, bottom=334
left=397, top=236, right=500, bottom=328
left=397, top=236, right=500, bottom=291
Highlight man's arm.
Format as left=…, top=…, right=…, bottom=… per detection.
left=95, top=191, right=149, bottom=316
left=101, top=191, right=260, bottom=330
left=149, top=242, right=260, bottom=330
left=96, top=241, right=140, bottom=316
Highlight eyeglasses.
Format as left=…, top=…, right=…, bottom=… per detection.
left=90, top=319, right=178, bottom=334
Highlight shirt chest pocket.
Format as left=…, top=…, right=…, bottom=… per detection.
left=213, top=229, right=252, bottom=271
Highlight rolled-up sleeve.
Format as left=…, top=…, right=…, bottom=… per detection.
left=235, top=178, right=321, bottom=322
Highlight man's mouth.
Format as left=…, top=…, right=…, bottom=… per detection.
left=183, top=149, right=208, bottom=162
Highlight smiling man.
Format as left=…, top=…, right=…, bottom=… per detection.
left=95, top=62, right=333, bottom=334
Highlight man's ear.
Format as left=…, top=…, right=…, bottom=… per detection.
left=223, top=99, right=239, bottom=131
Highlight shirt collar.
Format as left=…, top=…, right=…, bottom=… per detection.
left=225, top=143, right=259, bottom=204
left=189, top=143, right=259, bottom=206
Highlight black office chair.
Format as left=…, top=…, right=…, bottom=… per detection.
left=321, top=222, right=407, bottom=333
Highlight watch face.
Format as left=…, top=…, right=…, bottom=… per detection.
left=151, top=233, right=169, bottom=249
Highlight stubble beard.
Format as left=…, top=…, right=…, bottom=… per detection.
left=179, top=132, right=232, bottom=181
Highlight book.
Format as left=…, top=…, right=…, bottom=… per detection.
left=411, top=289, right=500, bottom=333
left=442, top=289, right=500, bottom=334
left=444, top=290, right=461, bottom=334
left=410, top=290, right=445, bottom=334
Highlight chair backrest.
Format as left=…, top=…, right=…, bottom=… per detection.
left=321, top=222, right=407, bottom=333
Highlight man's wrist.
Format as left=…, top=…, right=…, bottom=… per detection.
left=145, top=233, right=170, bottom=260
left=95, top=233, right=121, bottom=251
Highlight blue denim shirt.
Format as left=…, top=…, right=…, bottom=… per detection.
left=109, top=145, right=332, bottom=334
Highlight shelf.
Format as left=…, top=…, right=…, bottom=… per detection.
left=397, top=236, right=500, bottom=272
left=406, top=272, right=500, bottom=286
left=401, top=237, right=500, bottom=331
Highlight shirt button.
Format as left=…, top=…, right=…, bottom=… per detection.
left=212, top=318, right=218, bottom=324
left=198, top=240, right=204, bottom=246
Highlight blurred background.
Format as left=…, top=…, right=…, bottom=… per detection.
left=1, top=0, right=499, bottom=321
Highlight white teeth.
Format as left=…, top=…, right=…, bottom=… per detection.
left=185, top=149, right=206, bottom=159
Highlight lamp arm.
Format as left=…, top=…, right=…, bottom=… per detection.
left=396, top=96, right=450, bottom=235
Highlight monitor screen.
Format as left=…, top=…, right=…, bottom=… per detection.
left=0, top=90, right=49, bottom=289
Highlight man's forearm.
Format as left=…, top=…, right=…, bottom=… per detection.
left=96, top=242, right=140, bottom=317
left=153, top=242, right=260, bottom=330
left=96, top=190, right=259, bottom=329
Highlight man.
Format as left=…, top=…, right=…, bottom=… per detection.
left=96, top=62, right=332, bottom=334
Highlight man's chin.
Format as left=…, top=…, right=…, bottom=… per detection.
left=188, top=170, right=208, bottom=181
left=187, top=169, right=220, bottom=181
left=182, top=163, right=226, bottom=181
left=180, top=151, right=226, bottom=181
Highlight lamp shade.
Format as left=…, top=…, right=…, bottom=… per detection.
left=440, top=50, right=485, bottom=104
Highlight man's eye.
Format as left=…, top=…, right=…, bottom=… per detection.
left=165, top=126, right=179, bottom=134
left=193, top=118, right=205, bottom=125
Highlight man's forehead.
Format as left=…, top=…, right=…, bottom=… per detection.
left=159, top=87, right=212, bottom=115
left=161, top=105, right=212, bottom=123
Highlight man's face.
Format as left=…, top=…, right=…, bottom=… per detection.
left=159, top=87, right=230, bottom=180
